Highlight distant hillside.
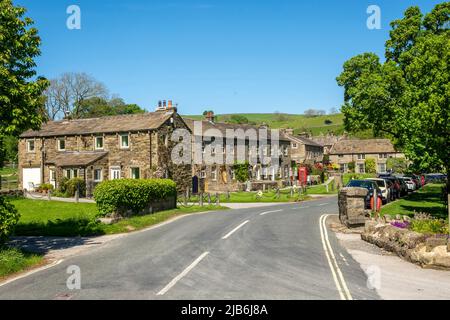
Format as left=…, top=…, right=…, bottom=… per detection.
left=183, top=113, right=346, bottom=136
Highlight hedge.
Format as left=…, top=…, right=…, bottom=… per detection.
left=0, top=196, right=20, bottom=244
left=93, top=179, right=177, bottom=216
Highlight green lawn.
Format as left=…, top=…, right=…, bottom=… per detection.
left=307, top=184, right=338, bottom=194
left=0, top=247, right=44, bottom=279
left=10, top=198, right=227, bottom=237
left=380, top=184, right=447, bottom=219
left=211, top=190, right=309, bottom=203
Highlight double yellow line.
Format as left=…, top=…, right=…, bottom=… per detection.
left=319, top=214, right=353, bottom=300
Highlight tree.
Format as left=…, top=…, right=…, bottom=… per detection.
left=386, top=157, right=408, bottom=173
left=364, top=158, right=376, bottom=174
left=0, top=0, right=46, bottom=242
left=78, top=96, right=145, bottom=119
left=44, top=72, right=108, bottom=119
left=229, top=114, right=249, bottom=124
left=336, top=3, right=449, bottom=228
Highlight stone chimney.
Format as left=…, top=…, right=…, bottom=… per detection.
left=205, top=111, right=215, bottom=123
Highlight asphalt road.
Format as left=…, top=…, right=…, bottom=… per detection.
left=0, top=197, right=380, bottom=300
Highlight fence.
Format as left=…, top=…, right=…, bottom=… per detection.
left=0, top=175, right=19, bottom=191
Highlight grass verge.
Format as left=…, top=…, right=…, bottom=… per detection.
left=380, top=183, right=446, bottom=219
left=0, top=247, right=44, bottom=280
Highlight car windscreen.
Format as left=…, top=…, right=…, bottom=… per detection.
left=346, top=180, right=372, bottom=188
left=372, top=180, right=385, bottom=188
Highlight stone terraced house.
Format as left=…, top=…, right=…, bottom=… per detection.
left=182, top=112, right=293, bottom=193
left=328, top=139, right=405, bottom=173
left=18, top=108, right=192, bottom=195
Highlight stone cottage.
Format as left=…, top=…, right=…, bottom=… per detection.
left=328, top=139, right=405, bottom=173
left=281, top=129, right=324, bottom=165
left=18, top=107, right=192, bottom=195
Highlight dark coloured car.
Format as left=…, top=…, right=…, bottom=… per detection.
left=346, top=180, right=383, bottom=209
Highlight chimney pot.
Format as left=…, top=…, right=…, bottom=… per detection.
left=168, top=100, right=172, bottom=109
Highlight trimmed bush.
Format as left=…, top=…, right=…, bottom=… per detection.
left=0, top=196, right=20, bottom=244
left=93, top=179, right=177, bottom=216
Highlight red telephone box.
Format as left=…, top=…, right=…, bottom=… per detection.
left=298, top=167, right=308, bottom=186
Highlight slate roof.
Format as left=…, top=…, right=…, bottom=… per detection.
left=329, top=139, right=398, bottom=154
left=49, top=151, right=109, bottom=167
left=284, top=134, right=323, bottom=147
left=20, top=111, right=175, bottom=138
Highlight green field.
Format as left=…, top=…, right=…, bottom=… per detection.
left=184, top=113, right=345, bottom=136
left=183, top=113, right=379, bottom=138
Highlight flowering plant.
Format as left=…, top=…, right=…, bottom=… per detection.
left=390, top=221, right=410, bottom=229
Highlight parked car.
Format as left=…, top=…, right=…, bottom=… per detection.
left=398, top=178, right=409, bottom=196
left=400, top=177, right=415, bottom=192
left=345, top=180, right=383, bottom=209
left=425, top=173, right=446, bottom=184
left=366, top=178, right=390, bottom=204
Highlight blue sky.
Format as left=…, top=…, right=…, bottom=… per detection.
left=16, top=0, right=442, bottom=114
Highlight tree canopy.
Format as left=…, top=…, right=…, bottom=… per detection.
left=336, top=2, right=449, bottom=174
left=0, top=0, right=48, bottom=166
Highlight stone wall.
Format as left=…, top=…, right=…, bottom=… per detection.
left=363, top=220, right=450, bottom=269
left=338, top=187, right=369, bottom=227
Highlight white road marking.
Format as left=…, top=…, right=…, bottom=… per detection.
left=259, top=209, right=283, bottom=216
left=222, top=220, right=250, bottom=239
left=0, top=259, right=64, bottom=288
left=319, top=214, right=353, bottom=300
left=318, top=203, right=329, bottom=206
left=291, top=206, right=310, bottom=210
left=156, top=251, right=209, bottom=295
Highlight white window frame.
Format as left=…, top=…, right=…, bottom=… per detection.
left=110, top=166, right=121, bottom=180
left=231, top=169, right=236, bottom=180
left=211, top=167, right=217, bottom=181
left=93, top=168, right=103, bottom=182
left=357, top=153, right=365, bottom=160
left=120, top=134, right=129, bottom=149
left=58, top=138, right=66, bottom=151
left=200, top=170, right=206, bottom=178
left=27, top=139, right=35, bottom=153
left=378, top=163, right=386, bottom=173
left=130, top=167, right=140, bottom=179
left=95, top=136, right=104, bottom=150
left=291, top=142, right=298, bottom=149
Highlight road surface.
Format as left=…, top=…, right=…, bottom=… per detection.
left=0, top=197, right=380, bottom=300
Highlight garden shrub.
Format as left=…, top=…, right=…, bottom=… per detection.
left=0, top=196, right=20, bottom=244
left=37, top=183, right=54, bottom=192
left=65, top=178, right=86, bottom=197
left=93, top=179, right=177, bottom=216
left=410, top=218, right=446, bottom=234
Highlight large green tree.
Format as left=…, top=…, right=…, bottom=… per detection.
left=336, top=3, right=449, bottom=176
left=0, top=0, right=49, bottom=142
left=0, top=0, right=47, bottom=243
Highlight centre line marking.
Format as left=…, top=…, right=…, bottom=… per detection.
left=156, top=251, right=209, bottom=296
left=222, top=220, right=250, bottom=239
left=259, top=209, right=283, bottom=216
left=318, top=203, right=329, bottom=206
left=319, top=214, right=352, bottom=300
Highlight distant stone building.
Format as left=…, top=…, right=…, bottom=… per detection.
left=281, top=129, right=324, bottom=164
left=328, top=139, right=405, bottom=173
left=310, top=133, right=346, bottom=155
left=18, top=105, right=192, bottom=195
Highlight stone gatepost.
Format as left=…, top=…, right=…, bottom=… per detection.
left=338, top=187, right=369, bottom=227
